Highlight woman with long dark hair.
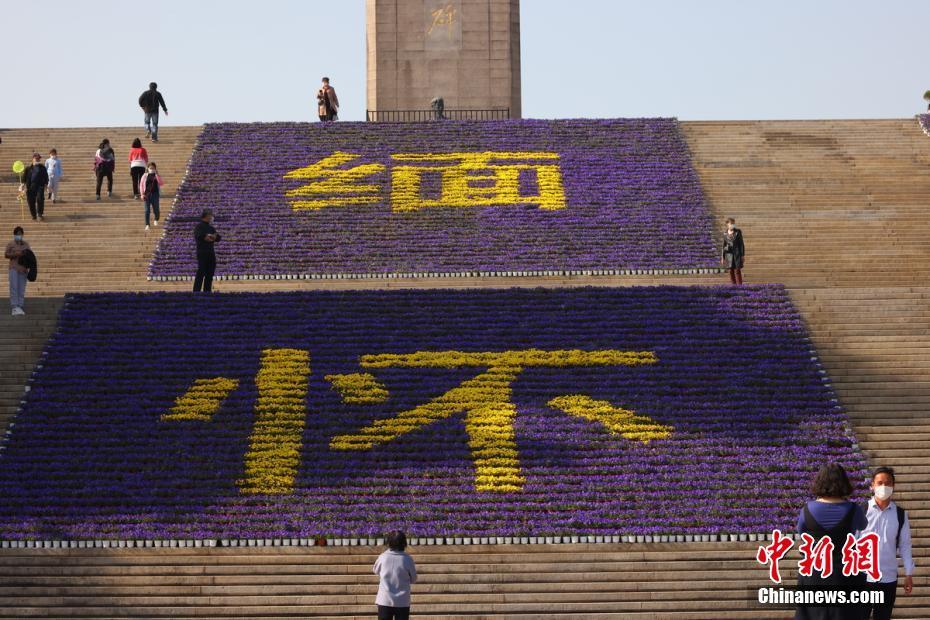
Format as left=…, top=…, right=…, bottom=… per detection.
left=128, top=138, right=149, bottom=200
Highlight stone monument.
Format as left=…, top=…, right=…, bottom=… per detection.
left=366, top=0, right=521, bottom=118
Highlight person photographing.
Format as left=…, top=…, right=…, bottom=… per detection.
left=193, top=209, right=221, bottom=292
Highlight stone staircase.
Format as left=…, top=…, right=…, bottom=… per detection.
left=0, top=126, right=201, bottom=295
left=1, top=120, right=930, bottom=618
left=0, top=543, right=924, bottom=620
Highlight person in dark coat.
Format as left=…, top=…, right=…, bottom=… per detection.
left=139, top=82, right=168, bottom=142
left=193, top=208, right=221, bottom=292
left=94, top=139, right=116, bottom=200
left=19, top=153, right=49, bottom=221
left=795, top=463, right=868, bottom=620
left=721, top=217, right=745, bottom=285
left=316, top=77, right=339, bottom=122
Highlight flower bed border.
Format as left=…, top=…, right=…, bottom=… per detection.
left=148, top=267, right=726, bottom=282
left=0, top=532, right=810, bottom=548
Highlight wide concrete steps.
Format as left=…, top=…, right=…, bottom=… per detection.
left=0, top=127, right=200, bottom=296
left=1, top=544, right=928, bottom=619
left=0, top=298, right=63, bottom=431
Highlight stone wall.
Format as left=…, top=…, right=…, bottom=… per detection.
left=367, top=0, right=521, bottom=117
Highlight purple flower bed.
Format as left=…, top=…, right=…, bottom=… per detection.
left=149, top=119, right=718, bottom=279
left=919, top=114, right=930, bottom=137
left=0, top=286, right=867, bottom=540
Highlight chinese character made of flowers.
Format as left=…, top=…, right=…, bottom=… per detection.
left=162, top=348, right=671, bottom=495
left=330, top=349, right=669, bottom=493
left=284, top=151, right=567, bottom=213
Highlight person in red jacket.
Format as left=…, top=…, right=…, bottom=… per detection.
left=128, top=138, right=149, bottom=200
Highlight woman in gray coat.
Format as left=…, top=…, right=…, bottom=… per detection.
left=721, top=217, right=745, bottom=285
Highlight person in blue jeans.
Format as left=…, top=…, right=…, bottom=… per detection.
left=139, top=163, right=163, bottom=231
left=373, top=531, right=417, bottom=620
left=138, top=82, right=168, bottom=142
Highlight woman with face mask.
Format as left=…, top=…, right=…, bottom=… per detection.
left=721, top=217, right=745, bottom=285
left=5, top=226, right=30, bottom=316
left=139, top=162, right=164, bottom=231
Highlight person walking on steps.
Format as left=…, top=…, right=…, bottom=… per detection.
left=317, top=77, right=339, bottom=122
left=721, top=217, right=745, bottom=285
left=94, top=139, right=116, bottom=200
left=139, top=82, right=168, bottom=142
left=6, top=226, right=30, bottom=316
left=139, top=162, right=163, bottom=231
left=193, top=209, right=221, bottom=292
left=129, top=138, right=149, bottom=200
left=45, top=149, right=62, bottom=204
left=20, top=153, right=48, bottom=221
left=861, top=466, right=915, bottom=620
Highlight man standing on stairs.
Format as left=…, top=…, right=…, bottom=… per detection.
left=861, top=467, right=915, bottom=620
left=5, top=226, right=30, bottom=316
left=19, top=153, right=48, bottom=221
left=193, top=209, right=221, bottom=292
left=139, top=82, right=168, bottom=142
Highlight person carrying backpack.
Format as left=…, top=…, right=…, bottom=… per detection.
left=138, top=82, right=168, bottom=142
left=862, top=466, right=915, bottom=620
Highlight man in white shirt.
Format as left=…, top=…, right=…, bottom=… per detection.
left=862, top=466, right=914, bottom=620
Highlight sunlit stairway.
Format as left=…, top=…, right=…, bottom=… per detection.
left=1, top=119, right=929, bottom=618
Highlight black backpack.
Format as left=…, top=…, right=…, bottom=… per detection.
left=18, top=249, right=37, bottom=282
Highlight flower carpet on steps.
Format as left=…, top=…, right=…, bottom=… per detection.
left=0, top=286, right=867, bottom=540
left=149, top=119, right=718, bottom=279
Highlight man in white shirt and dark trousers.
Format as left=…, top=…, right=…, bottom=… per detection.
left=863, top=466, right=914, bottom=620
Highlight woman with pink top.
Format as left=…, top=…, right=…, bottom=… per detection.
left=128, top=138, right=149, bottom=200
left=139, top=162, right=164, bottom=231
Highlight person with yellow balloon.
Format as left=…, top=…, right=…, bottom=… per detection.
left=12, top=160, right=26, bottom=219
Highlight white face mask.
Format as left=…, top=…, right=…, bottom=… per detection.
left=873, top=485, right=893, bottom=501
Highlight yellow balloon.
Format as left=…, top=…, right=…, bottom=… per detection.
left=12, top=161, right=25, bottom=174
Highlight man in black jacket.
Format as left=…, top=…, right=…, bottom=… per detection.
left=138, top=82, right=168, bottom=142
left=19, top=153, right=49, bottom=221
left=193, top=209, right=221, bottom=292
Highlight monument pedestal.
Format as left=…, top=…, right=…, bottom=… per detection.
left=367, top=0, right=521, bottom=119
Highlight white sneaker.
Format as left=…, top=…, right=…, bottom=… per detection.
left=12, top=307, right=25, bottom=316
left=145, top=225, right=150, bottom=231
left=153, top=220, right=159, bottom=227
